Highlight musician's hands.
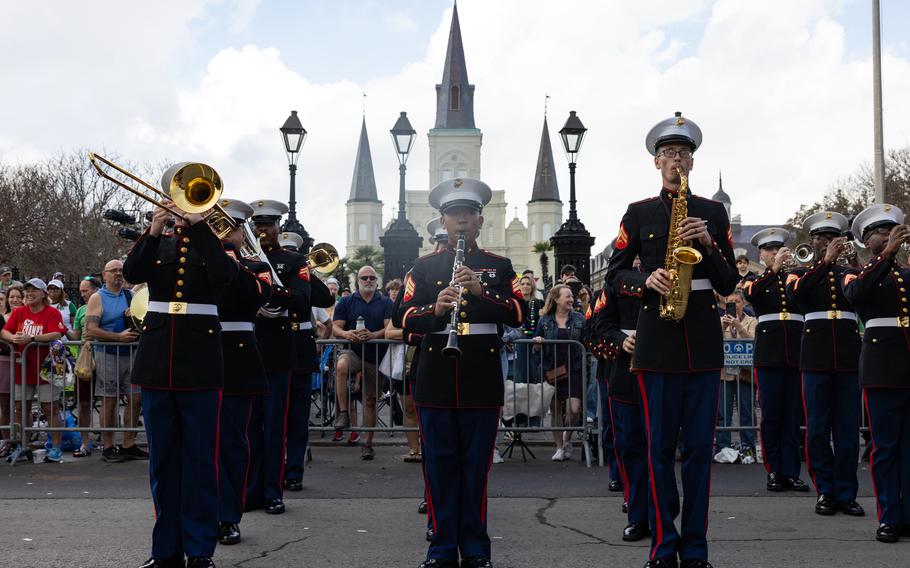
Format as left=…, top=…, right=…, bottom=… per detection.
left=453, top=265, right=483, bottom=298
left=823, top=237, right=846, bottom=264
left=646, top=268, right=672, bottom=295
left=884, top=225, right=910, bottom=258
left=434, top=286, right=460, bottom=318
left=679, top=216, right=713, bottom=249
left=182, top=211, right=204, bottom=226
left=149, top=206, right=173, bottom=237
left=622, top=331, right=636, bottom=354
left=772, top=247, right=791, bottom=273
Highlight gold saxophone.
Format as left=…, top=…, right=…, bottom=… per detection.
left=659, top=167, right=703, bottom=321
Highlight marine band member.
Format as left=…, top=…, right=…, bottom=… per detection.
left=743, top=228, right=809, bottom=493
left=394, top=178, right=524, bottom=568
left=844, top=204, right=910, bottom=542
left=124, top=199, right=238, bottom=568
left=606, top=112, right=739, bottom=568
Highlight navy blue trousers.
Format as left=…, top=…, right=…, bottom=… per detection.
left=219, top=395, right=256, bottom=524
left=801, top=371, right=860, bottom=501
left=865, top=388, right=910, bottom=525
left=244, top=396, right=264, bottom=509
left=142, top=388, right=221, bottom=560
left=284, top=372, right=313, bottom=484
left=638, top=370, right=720, bottom=563
left=755, top=367, right=803, bottom=478
left=597, top=379, right=620, bottom=482
left=262, top=371, right=291, bottom=501
left=613, top=398, right=648, bottom=526
left=417, top=406, right=499, bottom=562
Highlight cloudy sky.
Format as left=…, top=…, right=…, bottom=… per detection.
left=2, top=0, right=909, bottom=256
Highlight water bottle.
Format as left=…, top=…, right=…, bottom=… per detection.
left=355, top=316, right=366, bottom=331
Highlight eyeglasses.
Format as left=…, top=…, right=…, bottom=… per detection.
left=104, top=268, right=123, bottom=274
left=359, top=276, right=377, bottom=281
left=657, top=148, right=693, bottom=159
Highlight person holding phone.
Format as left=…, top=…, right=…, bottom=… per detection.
left=715, top=289, right=757, bottom=461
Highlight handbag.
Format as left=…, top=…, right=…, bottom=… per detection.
left=503, top=379, right=556, bottom=420
left=378, top=343, right=406, bottom=381
left=544, top=364, right=569, bottom=384
left=74, top=341, right=95, bottom=382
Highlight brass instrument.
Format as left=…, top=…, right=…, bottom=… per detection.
left=307, top=243, right=340, bottom=275
left=837, top=237, right=857, bottom=266
left=788, top=243, right=815, bottom=267
left=128, top=285, right=149, bottom=329
left=442, top=234, right=466, bottom=358
left=88, top=152, right=236, bottom=239
left=658, top=168, right=703, bottom=322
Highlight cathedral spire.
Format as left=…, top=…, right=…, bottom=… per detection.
left=434, top=2, right=475, bottom=129
left=712, top=169, right=731, bottom=204
left=348, top=118, right=379, bottom=202
left=530, top=117, right=560, bottom=202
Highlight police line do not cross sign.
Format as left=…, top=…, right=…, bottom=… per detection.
left=723, top=340, right=754, bottom=367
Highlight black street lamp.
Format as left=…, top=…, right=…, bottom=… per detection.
left=550, top=110, right=595, bottom=284
left=279, top=110, right=313, bottom=253
left=380, top=111, right=422, bottom=281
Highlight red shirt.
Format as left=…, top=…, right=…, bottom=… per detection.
left=2, top=305, right=65, bottom=385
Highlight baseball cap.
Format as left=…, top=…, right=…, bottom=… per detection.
left=48, top=279, right=65, bottom=290
left=0, top=266, right=11, bottom=276
left=24, top=278, right=48, bottom=292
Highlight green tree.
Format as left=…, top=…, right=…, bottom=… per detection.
left=532, top=241, right=553, bottom=291
left=344, top=245, right=384, bottom=281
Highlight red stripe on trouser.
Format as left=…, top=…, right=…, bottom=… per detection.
left=607, top=397, right=630, bottom=500
left=479, top=410, right=500, bottom=524
left=278, top=373, right=292, bottom=494
left=755, top=368, right=771, bottom=474
left=414, top=406, right=438, bottom=533
left=636, top=372, right=663, bottom=562
left=241, top=397, right=254, bottom=509
left=799, top=373, right=818, bottom=493
left=863, top=390, right=882, bottom=522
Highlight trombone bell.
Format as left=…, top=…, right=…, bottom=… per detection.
left=307, top=243, right=339, bottom=275
left=161, top=162, right=223, bottom=214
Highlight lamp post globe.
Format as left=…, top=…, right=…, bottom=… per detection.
left=380, top=111, right=422, bottom=281
left=279, top=110, right=313, bottom=253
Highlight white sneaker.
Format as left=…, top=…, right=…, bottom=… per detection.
left=563, top=442, right=574, bottom=460
left=492, top=448, right=504, bottom=464
left=551, top=447, right=566, bottom=461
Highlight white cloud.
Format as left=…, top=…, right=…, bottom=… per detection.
left=2, top=0, right=909, bottom=259
left=384, top=10, right=418, bottom=32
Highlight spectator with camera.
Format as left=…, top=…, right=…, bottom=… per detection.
left=715, top=289, right=757, bottom=462
left=84, top=259, right=144, bottom=463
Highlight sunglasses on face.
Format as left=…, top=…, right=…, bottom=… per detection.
left=359, top=276, right=377, bottom=281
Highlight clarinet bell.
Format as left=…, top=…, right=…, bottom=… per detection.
left=442, top=332, right=461, bottom=359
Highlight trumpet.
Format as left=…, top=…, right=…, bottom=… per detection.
left=782, top=243, right=815, bottom=270
left=89, top=152, right=236, bottom=239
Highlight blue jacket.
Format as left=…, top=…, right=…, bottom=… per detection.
left=535, top=311, right=586, bottom=376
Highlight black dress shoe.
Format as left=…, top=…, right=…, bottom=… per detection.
left=265, top=498, right=286, bottom=515
left=622, top=500, right=629, bottom=513
left=218, top=522, right=241, bottom=545
left=418, top=500, right=428, bottom=514
left=138, top=558, right=185, bottom=568
left=643, top=557, right=678, bottom=568
left=186, top=559, right=215, bottom=568
left=426, top=527, right=436, bottom=542
left=460, top=557, right=493, bottom=568
left=244, top=499, right=263, bottom=512
left=836, top=500, right=865, bottom=516
left=622, top=522, right=650, bottom=542
left=766, top=472, right=784, bottom=492
left=784, top=476, right=810, bottom=492
left=680, top=560, right=713, bottom=568
left=608, top=479, right=623, bottom=492
left=876, top=523, right=900, bottom=543
left=417, top=559, right=458, bottom=568
left=815, top=494, right=836, bottom=516
left=284, top=479, right=303, bottom=491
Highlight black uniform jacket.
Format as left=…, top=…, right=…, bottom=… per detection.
left=606, top=188, right=739, bottom=372
left=600, top=270, right=646, bottom=404
left=218, top=247, right=272, bottom=396
left=123, top=222, right=238, bottom=390
left=743, top=268, right=803, bottom=368
left=393, top=244, right=524, bottom=408
left=844, top=254, right=910, bottom=388
left=582, top=287, right=612, bottom=383
left=786, top=260, right=860, bottom=372
left=265, top=245, right=335, bottom=374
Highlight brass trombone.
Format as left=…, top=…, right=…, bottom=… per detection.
left=307, top=243, right=340, bottom=274
left=88, top=152, right=236, bottom=239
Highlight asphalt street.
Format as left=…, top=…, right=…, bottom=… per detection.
left=0, top=442, right=903, bottom=568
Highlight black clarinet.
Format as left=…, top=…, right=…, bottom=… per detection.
left=442, top=234, right=466, bottom=358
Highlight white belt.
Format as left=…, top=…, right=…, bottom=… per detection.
left=291, top=321, right=313, bottom=331
left=221, top=321, right=254, bottom=332
left=758, top=313, right=805, bottom=323
left=865, top=317, right=910, bottom=329
left=804, top=310, right=857, bottom=322
left=432, top=323, right=498, bottom=336
left=148, top=301, right=219, bottom=316
left=621, top=329, right=635, bottom=336
left=691, top=278, right=712, bottom=291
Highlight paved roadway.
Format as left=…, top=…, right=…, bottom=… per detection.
left=0, top=441, right=902, bottom=568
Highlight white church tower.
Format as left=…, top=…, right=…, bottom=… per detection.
left=345, top=118, right=383, bottom=252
